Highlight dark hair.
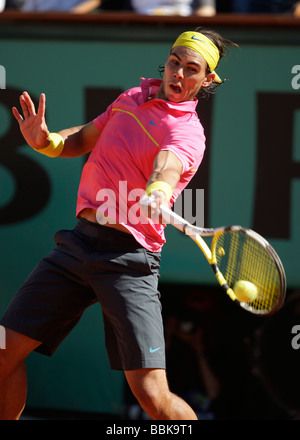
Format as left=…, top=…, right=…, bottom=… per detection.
left=158, top=27, right=238, bottom=99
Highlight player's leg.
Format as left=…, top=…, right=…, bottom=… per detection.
left=125, top=368, right=198, bottom=420
left=0, top=328, right=41, bottom=420
left=84, top=222, right=196, bottom=420
left=0, top=225, right=98, bottom=419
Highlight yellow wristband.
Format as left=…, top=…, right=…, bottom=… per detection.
left=33, top=133, right=64, bottom=158
left=146, top=181, right=173, bottom=201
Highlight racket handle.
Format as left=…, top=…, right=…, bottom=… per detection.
left=160, top=204, right=190, bottom=233
left=140, top=195, right=190, bottom=232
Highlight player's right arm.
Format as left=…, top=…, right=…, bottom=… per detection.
left=12, top=91, right=101, bottom=158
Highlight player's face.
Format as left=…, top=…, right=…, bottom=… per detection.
left=157, top=46, right=215, bottom=103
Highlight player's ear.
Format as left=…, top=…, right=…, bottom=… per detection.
left=201, top=73, right=215, bottom=88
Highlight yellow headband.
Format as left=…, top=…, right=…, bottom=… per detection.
left=172, top=31, right=222, bottom=83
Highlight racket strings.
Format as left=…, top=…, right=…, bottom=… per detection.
left=214, top=230, right=281, bottom=312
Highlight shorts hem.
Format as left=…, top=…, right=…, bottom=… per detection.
left=110, top=359, right=166, bottom=371
left=0, top=320, right=54, bottom=357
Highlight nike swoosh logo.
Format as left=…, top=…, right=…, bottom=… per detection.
left=191, top=36, right=205, bottom=42
left=150, top=120, right=158, bottom=126
left=149, top=346, right=161, bottom=353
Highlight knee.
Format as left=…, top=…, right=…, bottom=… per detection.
left=0, top=328, right=38, bottom=377
left=134, top=385, right=170, bottom=419
left=0, top=349, right=15, bottom=377
left=126, top=369, right=171, bottom=418
left=137, top=381, right=167, bottom=404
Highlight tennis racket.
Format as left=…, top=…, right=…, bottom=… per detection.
left=158, top=204, right=286, bottom=316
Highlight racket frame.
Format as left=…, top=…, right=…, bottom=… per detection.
left=159, top=204, right=286, bottom=315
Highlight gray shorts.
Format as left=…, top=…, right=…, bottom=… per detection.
left=0, top=218, right=164, bottom=371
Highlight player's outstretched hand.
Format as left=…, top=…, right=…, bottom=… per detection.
left=12, top=92, right=50, bottom=150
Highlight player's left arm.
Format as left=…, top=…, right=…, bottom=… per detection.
left=58, top=121, right=101, bottom=158
left=12, top=91, right=101, bottom=158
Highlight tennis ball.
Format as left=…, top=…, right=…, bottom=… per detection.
left=233, top=280, right=258, bottom=303
left=217, top=247, right=225, bottom=256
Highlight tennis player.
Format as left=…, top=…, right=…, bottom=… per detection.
left=0, top=28, right=236, bottom=420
